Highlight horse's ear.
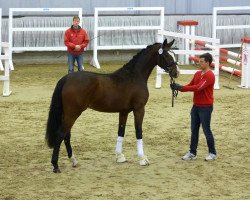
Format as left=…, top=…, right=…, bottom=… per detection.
left=164, top=39, right=175, bottom=49
left=162, top=39, right=168, bottom=48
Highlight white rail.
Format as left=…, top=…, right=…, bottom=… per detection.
left=90, top=7, right=165, bottom=69
left=213, top=6, right=250, bottom=48
left=9, top=8, right=82, bottom=57
left=0, top=40, right=12, bottom=96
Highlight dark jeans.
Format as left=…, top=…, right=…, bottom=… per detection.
left=190, top=105, right=216, bottom=155
left=68, top=53, right=84, bottom=73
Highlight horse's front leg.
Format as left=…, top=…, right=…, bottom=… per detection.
left=133, top=107, right=149, bottom=166
left=115, top=112, right=128, bottom=163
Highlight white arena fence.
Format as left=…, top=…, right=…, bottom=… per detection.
left=0, top=8, right=11, bottom=96
left=156, top=30, right=220, bottom=89
left=213, top=6, right=250, bottom=48
left=90, top=7, right=165, bottom=69
left=0, top=8, right=9, bottom=71
left=8, top=8, right=82, bottom=59
left=0, top=8, right=13, bottom=97
left=0, top=42, right=12, bottom=96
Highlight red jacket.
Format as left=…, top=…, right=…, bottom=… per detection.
left=64, top=25, right=89, bottom=55
left=181, top=70, right=215, bottom=107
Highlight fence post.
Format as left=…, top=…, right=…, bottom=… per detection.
left=1, top=43, right=12, bottom=96
left=177, top=21, right=198, bottom=65
left=90, top=8, right=100, bottom=69
left=240, top=38, right=250, bottom=88
left=214, top=42, right=220, bottom=89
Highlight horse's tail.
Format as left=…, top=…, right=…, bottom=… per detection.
left=45, top=76, right=67, bottom=148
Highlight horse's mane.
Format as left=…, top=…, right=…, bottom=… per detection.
left=112, top=43, right=159, bottom=78
left=122, top=43, right=158, bottom=70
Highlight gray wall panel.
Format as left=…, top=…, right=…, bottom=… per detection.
left=189, top=0, right=214, bottom=14
left=0, top=0, right=250, bottom=16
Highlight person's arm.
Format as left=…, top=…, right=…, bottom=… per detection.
left=185, top=76, right=195, bottom=87
left=64, top=30, right=76, bottom=49
left=181, top=74, right=214, bottom=92
left=80, top=30, right=89, bottom=49
left=170, top=75, right=195, bottom=91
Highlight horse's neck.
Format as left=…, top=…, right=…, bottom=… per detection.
left=115, top=47, right=157, bottom=82
left=135, top=53, right=157, bottom=82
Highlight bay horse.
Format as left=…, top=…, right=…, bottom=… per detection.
left=46, top=39, right=179, bottom=173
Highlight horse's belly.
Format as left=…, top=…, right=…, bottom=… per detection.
left=89, top=97, right=132, bottom=113
left=85, top=78, right=148, bottom=113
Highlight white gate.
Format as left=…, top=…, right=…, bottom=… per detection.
left=90, top=7, right=165, bottom=69
left=213, top=6, right=250, bottom=48
left=9, top=8, right=82, bottom=58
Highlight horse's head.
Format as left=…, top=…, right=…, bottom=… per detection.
left=157, top=39, right=180, bottom=78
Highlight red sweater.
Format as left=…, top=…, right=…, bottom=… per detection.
left=181, top=70, right=215, bottom=107
left=64, top=25, right=89, bottom=55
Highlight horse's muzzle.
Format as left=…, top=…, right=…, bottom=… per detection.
left=170, top=65, right=180, bottom=78
left=175, top=65, right=180, bottom=78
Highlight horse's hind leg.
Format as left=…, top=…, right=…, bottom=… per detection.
left=116, top=112, right=128, bottom=163
left=62, top=105, right=86, bottom=169
left=64, top=132, right=78, bottom=167
left=51, top=129, right=64, bottom=173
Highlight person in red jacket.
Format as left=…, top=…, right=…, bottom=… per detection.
left=64, top=16, right=89, bottom=73
left=171, top=53, right=217, bottom=161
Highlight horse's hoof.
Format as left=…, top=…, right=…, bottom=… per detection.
left=139, top=156, right=150, bottom=166
left=70, top=155, right=78, bottom=167
left=53, top=168, right=61, bottom=173
left=72, top=160, right=78, bottom=168
left=116, top=153, right=127, bottom=163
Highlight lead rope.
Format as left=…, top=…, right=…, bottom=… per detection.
left=170, top=77, right=178, bottom=107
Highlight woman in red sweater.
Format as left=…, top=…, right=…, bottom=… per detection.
left=171, top=53, right=217, bottom=161
left=64, top=16, right=89, bottom=73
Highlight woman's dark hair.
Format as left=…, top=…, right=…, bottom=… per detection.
left=200, top=53, right=213, bottom=65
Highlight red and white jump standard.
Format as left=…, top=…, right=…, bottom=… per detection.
left=240, top=38, right=250, bottom=88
